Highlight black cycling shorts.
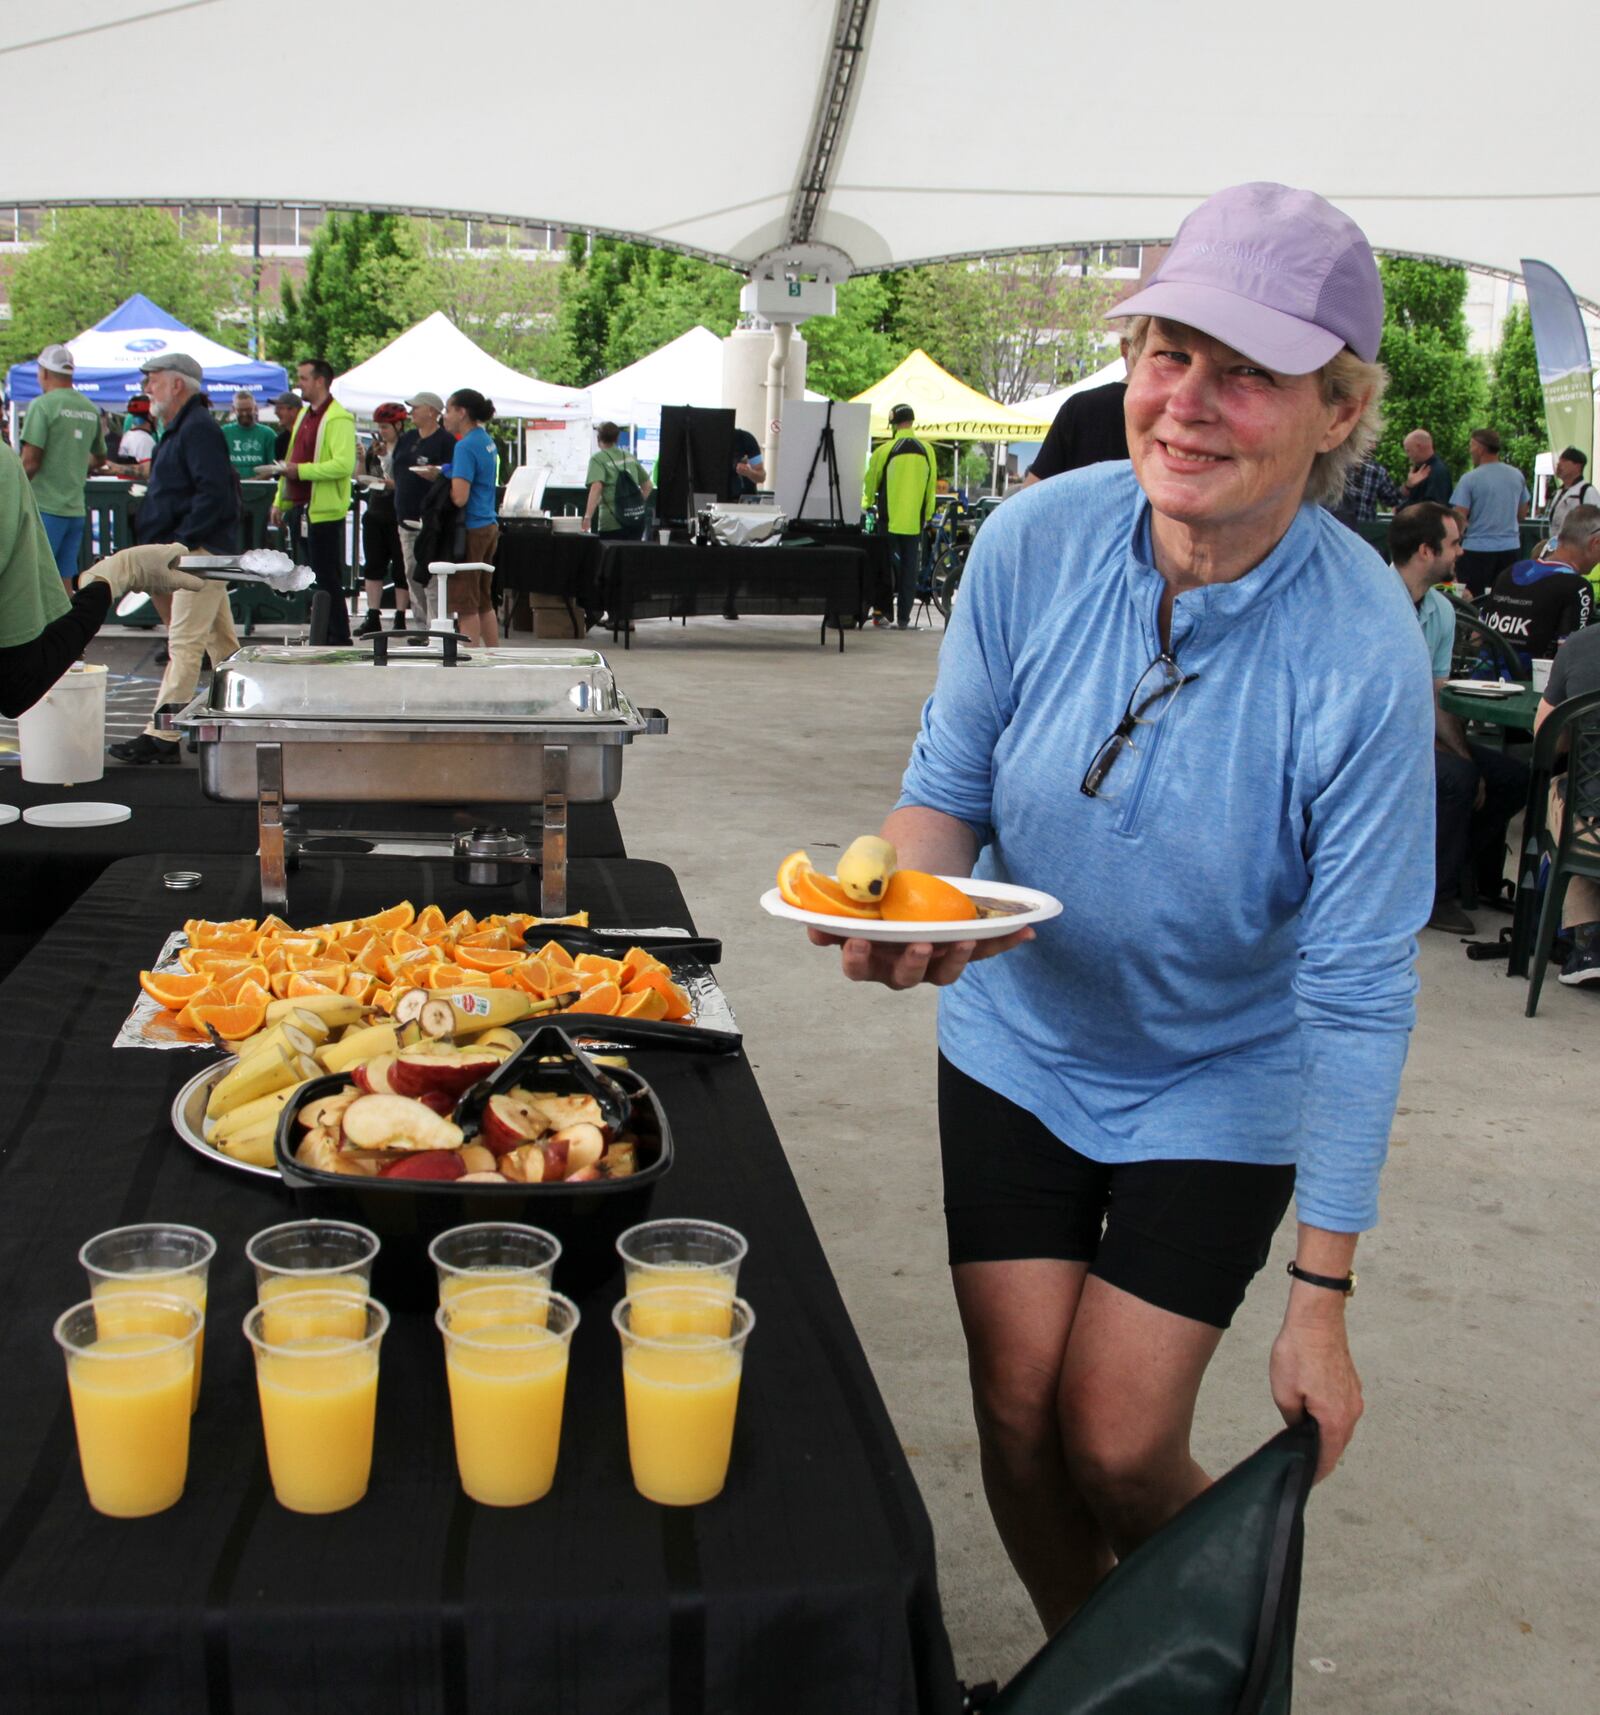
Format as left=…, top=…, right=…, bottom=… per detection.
left=938, top=1054, right=1295, bottom=1329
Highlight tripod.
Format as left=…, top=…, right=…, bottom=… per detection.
left=794, top=400, right=846, bottom=525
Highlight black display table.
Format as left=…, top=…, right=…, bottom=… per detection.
left=0, top=854, right=959, bottom=1715
left=0, top=767, right=625, bottom=982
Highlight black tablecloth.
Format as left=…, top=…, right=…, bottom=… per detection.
left=0, top=768, right=625, bottom=982
left=0, top=854, right=958, bottom=1715
left=493, top=526, right=601, bottom=613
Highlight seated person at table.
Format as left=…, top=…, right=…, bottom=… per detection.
left=1478, top=504, right=1597, bottom=670
left=1533, top=625, right=1600, bottom=985
left=1389, top=502, right=1530, bottom=934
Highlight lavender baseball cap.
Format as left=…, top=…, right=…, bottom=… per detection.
left=1107, top=182, right=1383, bottom=374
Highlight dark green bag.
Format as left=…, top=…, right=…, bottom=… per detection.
left=987, top=1418, right=1318, bottom=1715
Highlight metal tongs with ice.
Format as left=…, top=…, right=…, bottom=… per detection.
left=177, top=549, right=315, bottom=593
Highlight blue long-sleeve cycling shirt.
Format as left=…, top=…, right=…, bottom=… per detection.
left=898, top=463, right=1435, bottom=1232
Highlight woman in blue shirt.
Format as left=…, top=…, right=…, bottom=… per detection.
left=442, top=388, right=501, bottom=645
left=810, top=183, right=1435, bottom=1633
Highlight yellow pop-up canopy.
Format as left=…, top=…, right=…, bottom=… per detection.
left=851, top=350, right=1054, bottom=440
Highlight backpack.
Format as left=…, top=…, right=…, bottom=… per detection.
left=875, top=436, right=931, bottom=534
left=608, top=452, right=649, bottom=538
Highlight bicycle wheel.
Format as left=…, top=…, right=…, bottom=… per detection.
left=931, top=545, right=966, bottom=620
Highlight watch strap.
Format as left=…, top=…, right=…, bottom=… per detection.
left=1286, top=1260, right=1355, bottom=1295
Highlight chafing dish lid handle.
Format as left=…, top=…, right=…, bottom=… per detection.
left=639, top=707, right=668, bottom=735
left=368, top=631, right=469, bottom=667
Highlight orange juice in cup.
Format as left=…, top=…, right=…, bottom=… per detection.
left=246, top=1220, right=378, bottom=1343
left=244, top=1294, right=388, bottom=1514
left=614, top=1290, right=754, bottom=1506
left=428, top=1224, right=560, bottom=1320
left=55, top=1294, right=202, bottom=1517
left=616, top=1220, right=745, bottom=1338
left=437, top=1286, right=578, bottom=1506
left=80, top=1224, right=215, bottom=1413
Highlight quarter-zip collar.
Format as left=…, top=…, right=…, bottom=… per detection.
left=1123, top=493, right=1324, bottom=658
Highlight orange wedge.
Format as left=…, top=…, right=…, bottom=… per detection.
left=458, top=926, right=511, bottom=951
left=184, top=917, right=258, bottom=942
left=173, top=985, right=228, bottom=1031
left=284, top=973, right=341, bottom=998
left=574, top=952, right=628, bottom=986
left=455, top=946, right=523, bottom=973
left=537, top=939, right=576, bottom=971
left=389, top=929, right=427, bottom=957
left=215, top=966, right=271, bottom=1004
left=509, top=956, right=551, bottom=998
left=443, top=909, right=477, bottom=935
left=572, top=980, right=621, bottom=1016
left=344, top=974, right=377, bottom=1004
left=413, top=903, right=445, bottom=933
left=776, top=849, right=814, bottom=908
left=624, top=965, right=692, bottom=1020
left=178, top=951, right=259, bottom=978
left=335, top=928, right=379, bottom=958
left=541, top=965, right=582, bottom=998
left=356, top=947, right=396, bottom=984
left=184, top=994, right=270, bottom=1041
left=139, top=969, right=216, bottom=1010
left=187, top=931, right=260, bottom=958
left=262, top=933, right=324, bottom=955
left=254, top=914, right=294, bottom=936
left=359, top=901, right=415, bottom=932
left=370, top=987, right=396, bottom=1014
left=618, top=988, right=669, bottom=1022
left=424, top=963, right=475, bottom=989
left=793, top=868, right=881, bottom=919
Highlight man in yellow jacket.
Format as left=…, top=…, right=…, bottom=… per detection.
left=271, top=358, right=356, bottom=643
left=862, top=403, right=938, bottom=629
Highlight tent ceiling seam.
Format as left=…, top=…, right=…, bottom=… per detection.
left=787, top=0, right=874, bottom=250
left=0, top=0, right=220, bottom=58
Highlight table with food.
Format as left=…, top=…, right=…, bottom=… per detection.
left=0, top=858, right=959, bottom=1712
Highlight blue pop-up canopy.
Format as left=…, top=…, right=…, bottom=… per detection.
left=6, top=294, right=288, bottom=409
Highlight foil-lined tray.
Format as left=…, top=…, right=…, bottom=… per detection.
left=116, top=926, right=737, bottom=1051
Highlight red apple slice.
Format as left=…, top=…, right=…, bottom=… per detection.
left=480, top=1093, right=545, bottom=1157
left=341, top=1093, right=464, bottom=1153
left=565, top=1164, right=602, bottom=1183
left=417, top=1090, right=456, bottom=1116
left=540, top=1136, right=571, bottom=1180
left=353, top=1054, right=398, bottom=1095
left=388, top=1050, right=499, bottom=1100
left=500, top=1143, right=546, bottom=1183
left=549, top=1122, right=605, bottom=1174
left=380, top=1151, right=465, bottom=1181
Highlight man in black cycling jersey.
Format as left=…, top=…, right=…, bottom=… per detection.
left=1480, top=503, right=1599, bottom=670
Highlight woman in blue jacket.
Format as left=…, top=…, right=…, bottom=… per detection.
left=812, top=183, right=1434, bottom=1633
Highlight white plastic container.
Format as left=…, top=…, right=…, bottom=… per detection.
left=18, top=662, right=107, bottom=785
left=1531, top=657, right=1554, bottom=693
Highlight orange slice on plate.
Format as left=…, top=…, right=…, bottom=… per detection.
left=455, top=945, right=522, bottom=973
left=879, top=870, right=977, bottom=922
left=415, top=904, right=447, bottom=934
left=617, top=987, right=669, bottom=1021
left=536, top=939, right=576, bottom=971
left=572, top=981, right=621, bottom=1016
left=574, top=952, right=628, bottom=986
left=360, top=901, right=416, bottom=932
left=624, top=965, right=693, bottom=1020
left=184, top=995, right=270, bottom=1041
left=776, top=850, right=814, bottom=908
left=793, top=869, right=882, bottom=919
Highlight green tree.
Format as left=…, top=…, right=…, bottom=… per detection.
left=890, top=254, right=1119, bottom=403
left=547, top=238, right=742, bottom=385
left=1485, top=304, right=1546, bottom=485
left=802, top=274, right=908, bottom=399
left=0, top=207, right=246, bottom=368
left=421, top=237, right=564, bottom=377
left=270, top=212, right=435, bottom=372
left=1372, top=257, right=1485, bottom=481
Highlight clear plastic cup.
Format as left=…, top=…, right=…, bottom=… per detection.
left=80, top=1223, right=216, bottom=1412
left=613, top=1289, right=754, bottom=1506
left=427, top=1223, right=561, bottom=1313
left=243, top=1293, right=389, bottom=1514
left=616, top=1219, right=747, bottom=1336
left=436, top=1285, right=579, bottom=1506
left=246, top=1221, right=380, bottom=1325
left=55, top=1292, right=202, bottom=1517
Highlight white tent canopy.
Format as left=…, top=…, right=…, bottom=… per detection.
left=4, top=2, right=1595, bottom=305
left=1021, top=358, right=1128, bottom=428
left=585, top=328, right=726, bottom=428
left=331, top=313, right=587, bottom=419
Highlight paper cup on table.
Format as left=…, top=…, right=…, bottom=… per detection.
left=658, top=528, right=672, bottom=545
left=437, top=1286, right=579, bottom=1505
left=19, top=662, right=106, bottom=784
left=80, top=1223, right=215, bottom=1413
left=613, top=1290, right=754, bottom=1505
left=1531, top=658, right=1553, bottom=693
left=244, top=1294, right=388, bottom=1514
left=55, top=1293, right=202, bottom=1517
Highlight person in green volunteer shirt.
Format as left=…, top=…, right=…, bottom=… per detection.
left=19, top=344, right=106, bottom=585
left=582, top=421, right=652, bottom=538
left=222, top=390, right=278, bottom=480
left=862, top=402, right=938, bottom=629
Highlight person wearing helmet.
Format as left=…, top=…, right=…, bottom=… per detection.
left=358, top=402, right=410, bottom=634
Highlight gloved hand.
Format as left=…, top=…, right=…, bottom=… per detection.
left=79, top=544, right=206, bottom=600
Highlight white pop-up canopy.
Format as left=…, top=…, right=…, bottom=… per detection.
left=585, top=328, right=726, bottom=428
left=1021, top=358, right=1129, bottom=428
left=3, top=2, right=1595, bottom=305
left=331, top=313, right=587, bottom=419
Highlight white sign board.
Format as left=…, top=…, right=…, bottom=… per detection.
left=775, top=399, right=870, bottom=527
left=523, top=415, right=593, bottom=489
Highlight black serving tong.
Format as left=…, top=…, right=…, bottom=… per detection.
left=549, top=1009, right=740, bottom=1055
left=521, top=924, right=723, bottom=965
left=454, top=1024, right=634, bottom=1142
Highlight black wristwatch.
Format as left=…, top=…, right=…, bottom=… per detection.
left=1286, top=1261, right=1357, bottom=1298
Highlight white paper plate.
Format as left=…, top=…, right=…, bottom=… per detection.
left=760, top=876, right=1062, bottom=944
left=0, top=805, right=19, bottom=827
left=22, top=801, right=132, bottom=828
left=172, top=1061, right=281, bottom=1181
left=1442, top=679, right=1522, bottom=696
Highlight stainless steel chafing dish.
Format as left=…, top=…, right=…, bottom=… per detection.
left=175, top=635, right=665, bottom=913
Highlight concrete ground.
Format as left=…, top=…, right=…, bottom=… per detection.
left=82, top=614, right=1598, bottom=1710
